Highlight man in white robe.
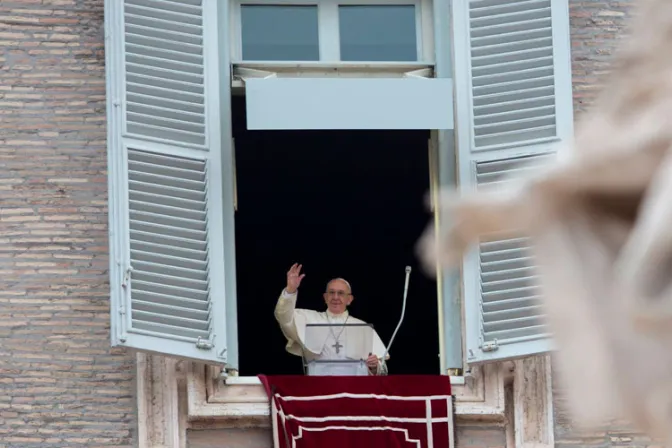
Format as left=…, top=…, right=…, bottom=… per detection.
left=274, top=263, right=389, bottom=375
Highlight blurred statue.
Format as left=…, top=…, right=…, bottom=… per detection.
left=418, top=0, right=672, bottom=443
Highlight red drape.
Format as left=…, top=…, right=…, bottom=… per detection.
left=258, top=375, right=453, bottom=448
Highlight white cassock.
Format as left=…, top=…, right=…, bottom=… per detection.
left=274, top=289, right=389, bottom=375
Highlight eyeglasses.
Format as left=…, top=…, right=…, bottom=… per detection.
left=325, top=290, right=351, bottom=298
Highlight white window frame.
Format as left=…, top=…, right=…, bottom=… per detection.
left=229, top=0, right=435, bottom=64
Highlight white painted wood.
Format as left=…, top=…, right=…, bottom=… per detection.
left=453, top=0, right=574, bottom=364
left=245, top=77, right=454, bottom=129
left=105, top=0, right=234, bottom=364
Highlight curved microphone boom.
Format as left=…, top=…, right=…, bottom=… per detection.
left=380, top=266, right=411, bottom=369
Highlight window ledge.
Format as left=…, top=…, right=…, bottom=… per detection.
left=187, top=364, right=505, bottom=424
left=224, top=374, right=465, bottom=386
left=137, top=353, right=552, bottom=447
left=231, top=61, right=436, bottom=90
left=233, top=60, right=435, bottom=70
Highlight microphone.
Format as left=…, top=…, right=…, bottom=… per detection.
left=379, top=266, right=411, bottom=371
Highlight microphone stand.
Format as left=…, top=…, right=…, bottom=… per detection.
left=379, top=266, right=411, bottom=374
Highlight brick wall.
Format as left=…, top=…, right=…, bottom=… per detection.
left=570, top=0, right=633, bottom=115
left=553, top=2, right=659, bottom=448
left=0, top=0, right=655, bottom=448
left=0, top=1, right=135, bottom=447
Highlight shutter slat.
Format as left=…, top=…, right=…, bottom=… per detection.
left=473, top=85, right=555, bottom=106
left=127, top=92, right=204, bottom=115
left=475, top=114, right=556, bottom=137
left=471, top=46, right=553, bottom=67
left=132, top=321, right=210, bottom=340
left=125, top=23, right=202, bottom=46
left=470, top=0, right=551, bottom=18
left=482, top=256, right=535, bottom=272
left=125, top=14, right=202, bottom=36
left=482, top=296, right=543, bottom=313
left=131, top=240, right=207, bottom=262
left=468, top=0, right=558, bottom=150
left=471, top=17, right=551, bottom=39
left=126, top=49, right=203, bottom=73
left=483, top=314, right=544, bottom=333
left=127, top=0, right=203, bottom=15
left=133, top=279, right=209, bottom=302
left=129, top=179, right=206, bottom=200
left=127, top=123, right=206, bottom=146
left=472, top=28, right=551, bottom=50
left=483, top=285, right=539, bottom=303
left=125, top=33, right=202, bottom=56
left=133, top=270, right=208, bottom=291
left=132, top=310, right=210, bottom=331
left=127, top=148, right=213, bottom=343
left=133, top=291, right=209, bottom=311
left=482, top=325, right=547, bottom=342
left=131, top=230, right=207, bottom=252
left=473, top=75, right=554, bottom=96
left=129, top=200, right=206, bottom=222
left=482, top=266, right=536, bottom=284
left=481, top=276, right=539, bottom=293
left=484, top=304, right=544, bottom=323
left=127, top=72, right=204, bottom=94
left=131, top=249, right=208, bottom=271
left=123, top=0, right=207, bottom=146
left=472, top=36, right=553, bottom=59
left=134, top=259, right=208, bottom=283
left=127, top=76, right=204, bottom=99
left=127, top=102, right=204, bottom=124
left=471, top=7, right=551, bottom=29
left=127, top=111, right=205, bottom=135
left=473, top=65, right=554, bottom=86
left=134, top=300, right=209, bottom=322
left=109, top=0, right=231, bottom=364
left=485, top=325, right=549, bottom=344
left=475, top=155, right=551, bottom=345
left=475, top=105, right=555, bottom=126
left=129, top=158, right=205, bottom=181
left=475, top=125, right=556, bottom=148
left=457, top=0, right=572, bottom=363
left=126, top=62, right=203, bottom=85
left=130, top=219, right=207, bottom=242
left=130, top=210, right=206, bottom=232
left=473, top=56, right=554, bottom=78
left=126, top=3, right=203, bottom=26
left=480, top=247, right=528, bottom=262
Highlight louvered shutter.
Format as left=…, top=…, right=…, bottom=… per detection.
left=105, top=0, right=234, bottom=364
left=452, top=0, right=573, bottom=363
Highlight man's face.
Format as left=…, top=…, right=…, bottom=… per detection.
left=323, top=279, right=353, bottom=315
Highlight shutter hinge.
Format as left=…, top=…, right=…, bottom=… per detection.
left=196, top=337, right=214, bottom=350
left=121, top=266, right=133, bottom=289
left=482, top=339, right=499, bottom=352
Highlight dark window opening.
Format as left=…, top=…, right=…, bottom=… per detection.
left=232, top=96, right=440, bottom=375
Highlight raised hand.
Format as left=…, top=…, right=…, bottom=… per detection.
left=286, top=263, right=305, bottom=294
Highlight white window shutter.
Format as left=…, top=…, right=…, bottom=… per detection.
left=105, top=0, right=232, bottom=364
left=452, top=0, right=573, bottom=364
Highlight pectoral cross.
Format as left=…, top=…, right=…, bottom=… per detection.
left=332, top=340, right=343, bottom=354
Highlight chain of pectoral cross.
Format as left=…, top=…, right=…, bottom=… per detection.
left=327, top=314, right=349, bottom=354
